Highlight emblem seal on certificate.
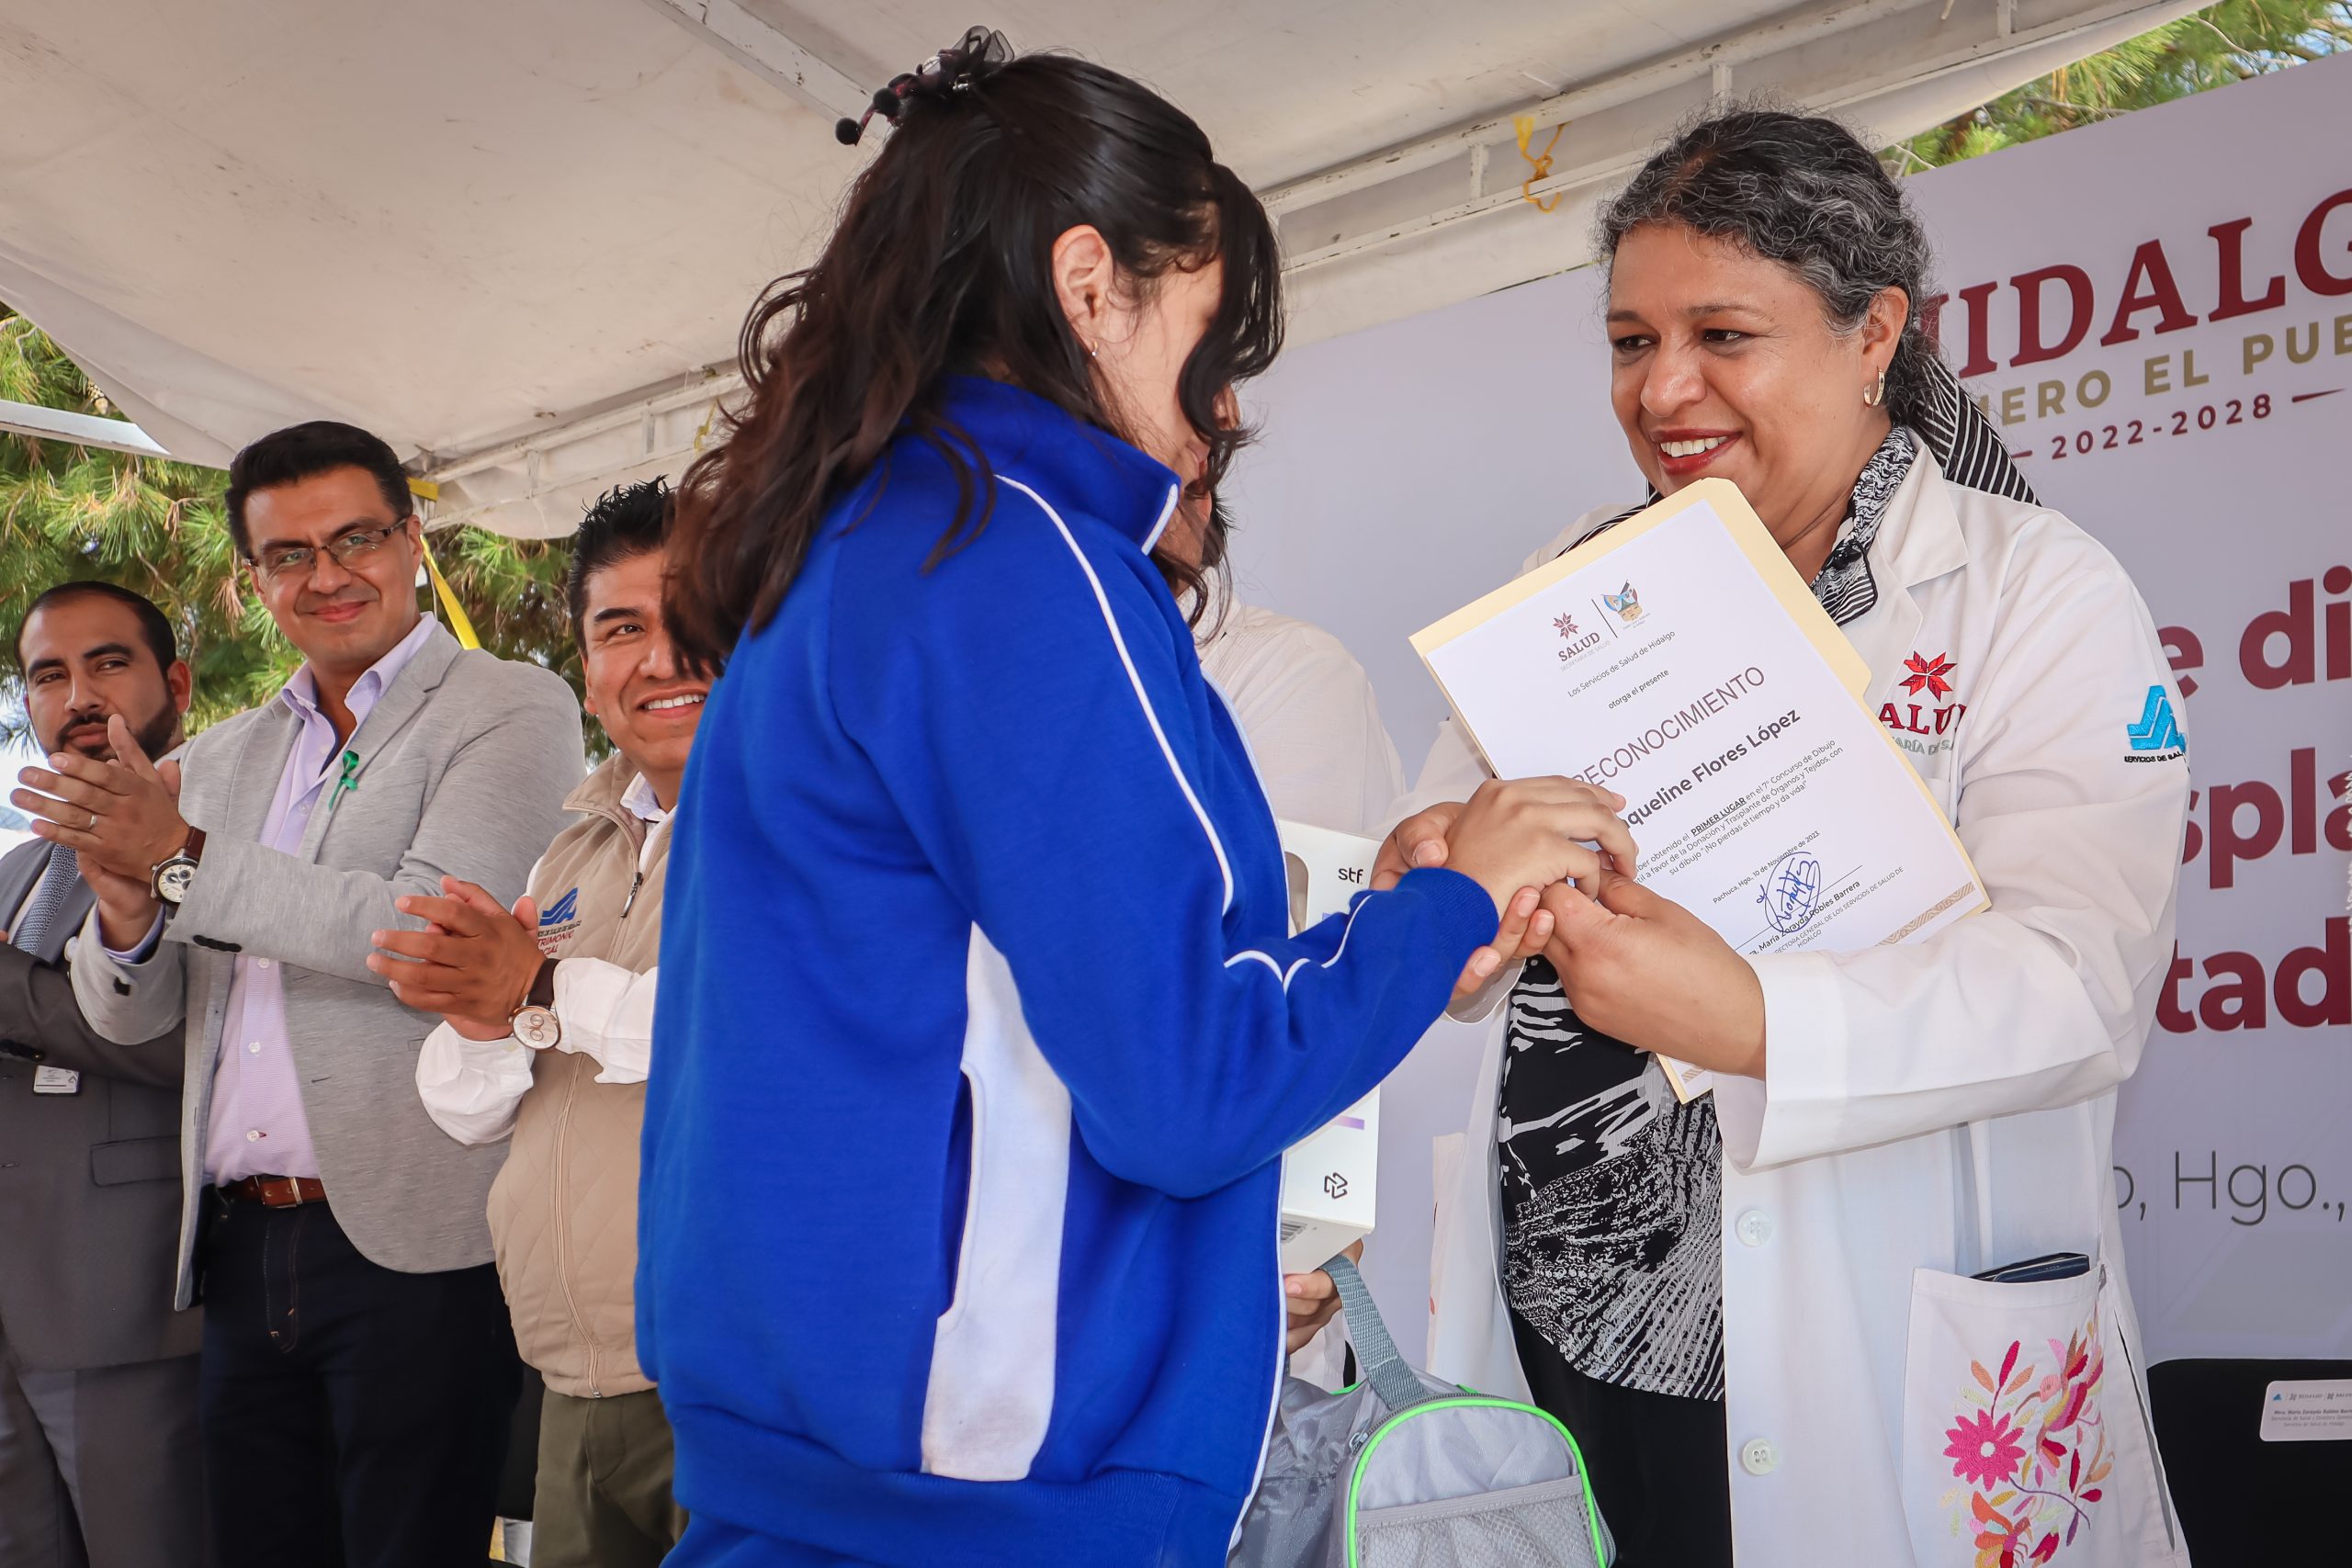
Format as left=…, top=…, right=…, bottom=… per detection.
left=1412, top=479, right=1987, bottom=1099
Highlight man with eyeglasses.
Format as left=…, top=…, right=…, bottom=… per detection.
left=22, top=421, right=583, bottom=1567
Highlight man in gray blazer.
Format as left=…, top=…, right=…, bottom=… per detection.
left=0, top=582, right=203, bottom=1567
left=24, top=422, right=583, bottom=1568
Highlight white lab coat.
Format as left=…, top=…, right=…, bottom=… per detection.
left=1198, top=598, right=1406, bottom=841
left=1198, top=594, right=1407, bottom=1392
left=1410, top=453, right=2196, bottom=1567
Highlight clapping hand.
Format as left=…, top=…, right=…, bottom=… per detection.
left=12, top=716, right=188, bottom=881
left=13, top=717, right=186, bottom=946
left=367, top=876, right=545, bottom=1042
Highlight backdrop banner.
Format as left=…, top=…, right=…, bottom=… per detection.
left=1226, top=52, right=2352, bottom=1367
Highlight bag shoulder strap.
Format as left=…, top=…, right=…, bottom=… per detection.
left=1324, top=1252, right=1436, bottom=1415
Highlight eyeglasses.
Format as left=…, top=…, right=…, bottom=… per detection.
left=250, top=520, right=410, bottom=583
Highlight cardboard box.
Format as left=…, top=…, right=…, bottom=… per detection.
left=1274, top=820, right=1385, bottom=1273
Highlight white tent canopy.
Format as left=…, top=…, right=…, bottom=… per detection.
left=0, top=0, right=2199, bottom=537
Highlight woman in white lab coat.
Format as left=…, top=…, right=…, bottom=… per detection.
left=1387, top=109, right=2195, bottom=1566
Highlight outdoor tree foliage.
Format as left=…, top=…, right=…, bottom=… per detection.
left=0, top=301, right=581, bottom=748
left=1890, top=0, right=2350, bottom=169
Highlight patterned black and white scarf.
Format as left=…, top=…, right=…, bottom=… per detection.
left=1567, top=358, right=2033, bottom=626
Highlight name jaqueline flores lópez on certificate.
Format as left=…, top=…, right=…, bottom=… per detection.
left=1411, top=479, right=1986, bottom=1099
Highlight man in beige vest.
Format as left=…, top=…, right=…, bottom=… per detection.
left=378, top=478, right=699, bottom=1566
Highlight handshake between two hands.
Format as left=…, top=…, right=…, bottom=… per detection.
left=1282, top=776, right=1769, bottom=1350
left=1365, top=777, right=1769, bottom=1083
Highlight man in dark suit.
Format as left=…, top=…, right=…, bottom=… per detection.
left=0, top=581, right=203, bottom=1567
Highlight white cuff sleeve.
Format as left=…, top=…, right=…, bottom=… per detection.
left=550, top=957, right=657, bottom=1085
left=414, top=1020, right=536, bottom=1145
left=1712, top=951, right=1846, bottom=1172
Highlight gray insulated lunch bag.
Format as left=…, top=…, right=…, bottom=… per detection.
left=1231, top=1256, right=1615, bottom=1568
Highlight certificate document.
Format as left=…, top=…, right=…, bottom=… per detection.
left=1411, top=479, right=1985, bottom=1099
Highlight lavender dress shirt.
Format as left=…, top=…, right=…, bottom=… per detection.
left=107, top=617, right=438, bottom=1185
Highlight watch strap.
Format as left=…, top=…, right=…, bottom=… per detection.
left=151, top=827, right=208, bottom=904
left=526, top=956, right=558, bottom=1010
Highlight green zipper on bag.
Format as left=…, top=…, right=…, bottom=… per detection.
left=1341, top=1395, right=1607, bottom=1568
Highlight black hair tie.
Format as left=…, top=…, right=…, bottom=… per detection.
left=834, top=26, right=1012, bottom=146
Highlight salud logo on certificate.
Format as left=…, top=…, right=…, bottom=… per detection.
left=1412, top=479, right=1987, bottom=1099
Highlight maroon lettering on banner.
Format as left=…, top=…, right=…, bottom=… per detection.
left=2157, top=921, right=2352, bottom=1033
left=1940, top=189, right=2352, bottom=374
left=2208, top=217, right=2288, bottom=321
left=2010, top=265, right=2095, bottom=367
left=2199, top=951, right=2267, bottom=1030
left=2180, top=754, right=2352, bottom=888
left=2330, top=564, right=2352, bottom=680
left=2156, top=949, right=2195, bottom=1034
left=2099, top=240, right=2198, bottom=345
left=2277, top=919, right=2352, bottom=1029
left=1951, top=279, right=2000, bottom=377
left=2206, top=781, right=2283, bottom=890
left=2293, top=187, right=2352, bottom=296
left=2241, top=578, right=2316, bottom=689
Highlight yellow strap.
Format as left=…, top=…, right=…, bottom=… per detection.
left=419, top=535, right=481, bottom=650
left=1513, top=114, right=1566, bottom=213
left=403, top=477, right=476, bottom=649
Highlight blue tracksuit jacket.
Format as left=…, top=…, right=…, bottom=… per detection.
left=640, top=375, right=1494, bottom=1565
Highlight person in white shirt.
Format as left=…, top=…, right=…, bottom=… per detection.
left=1176, top=486, right=1408, bottom=1381
left=378, top=478, right=702, bottom=1568
left=1196, top=594, right=1403, bottom=840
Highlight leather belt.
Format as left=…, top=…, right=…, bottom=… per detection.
left=220, top=1175, right=327, bottom=1208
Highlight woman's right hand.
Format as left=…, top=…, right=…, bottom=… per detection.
left=1374, top=780, right=1635, bottom=997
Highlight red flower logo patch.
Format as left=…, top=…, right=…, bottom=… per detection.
left=1902, top=651, right=1958, bottom=701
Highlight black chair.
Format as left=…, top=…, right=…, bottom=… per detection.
left=2146, top=1357, right=2349, bottom=1564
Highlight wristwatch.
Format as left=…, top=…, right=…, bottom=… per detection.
left=151, top=829, right=207, bottom=906
left=509, top=958, right=561, bottom=1049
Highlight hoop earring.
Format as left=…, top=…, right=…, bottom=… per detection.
left=1863, top=369, right=1887, bottom=408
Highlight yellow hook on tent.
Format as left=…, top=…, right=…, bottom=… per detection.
left=406, top=476, right=480, bottom=650
left=1513, top=114, right=1566, bottom=213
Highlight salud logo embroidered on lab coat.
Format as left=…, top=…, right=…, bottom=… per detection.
left=1902, top=650, right=1960, bottom=701
left=1883, top=652, right=1968, bottom=752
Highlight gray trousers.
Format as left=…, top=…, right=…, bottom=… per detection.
left=0, top=1324, right=205, bottom=1568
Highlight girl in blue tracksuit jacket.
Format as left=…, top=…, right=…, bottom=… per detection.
left=639, top=33, right=1625, bottom=1568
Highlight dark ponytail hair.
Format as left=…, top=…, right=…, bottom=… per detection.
left=667, top=29, right=1283, bottom=672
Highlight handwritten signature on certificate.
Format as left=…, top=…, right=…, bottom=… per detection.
left=1758, top=849, right=1825, bottom=934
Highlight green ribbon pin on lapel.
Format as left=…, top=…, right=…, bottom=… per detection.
left=330, top=749, right=360, bottom=811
